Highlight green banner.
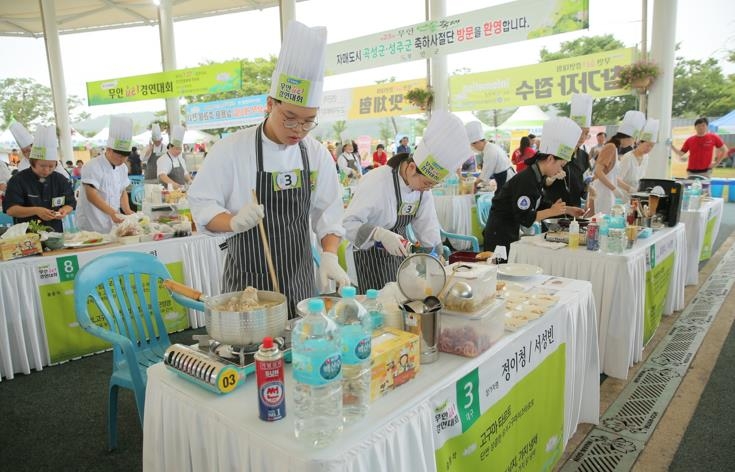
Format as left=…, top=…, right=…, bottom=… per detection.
left=450, top=47, right=635, bottom=110
left=699, top=215, right=718, bottom=261
left=39, top=260, right=189, bottom=363
left=435, top=346, right=565, bottom=471
left=86, top=61, right=242, bottom=106
left=643, top=253, right=675, bottom=344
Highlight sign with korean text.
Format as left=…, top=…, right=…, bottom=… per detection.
left=348, top=79, right=427, bottom=119
left=643, top=235, right=676, bottom=344
left=450, top=48, right=635, bottom=110
left=325, top=0, right=589, bottom=75
left=37, top=247, right=190, bottom=363
left=430, top=311, right=566, bottom=471
left=185, top=95, right=267, bottom=130
left=86, top=61, right=242, bottom=106
left=700, top=203, right=722, bottom=261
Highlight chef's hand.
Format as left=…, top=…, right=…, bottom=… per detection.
left=566, top=206, right=585, bottom=217
left=319, top=252, right=350, bottom=292
left=373, top=227, right=409, bottom=257
left=550, top=199, right=567, bottom=216
left=229, top=202, right=264, bottom=233
left=36, top=208, right=57, bottom=221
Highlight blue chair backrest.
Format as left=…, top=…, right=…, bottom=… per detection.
left=129, top=175, right=144, bottom=185
left=0, top=212, right=13, bottom=226
left=74, top=252, right=173, bottom=372
left=130, top=185, right=144, bottom=210
left=477, top=193, right=494, bottom=227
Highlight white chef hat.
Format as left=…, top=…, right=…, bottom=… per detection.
left=10, top=121, right=34, bottom=149
left=570, top=93, right=593, bottom=127
left=465, top=121, right=485, bottom=143
left=640, top=118, right=660, bottom=143
left=151, top=123, right=162, bottom=140
left=413, top=111, right=472, bottom=183
left=269, top=21, right=327, bottom=108
left=107, top=115, right=133, bottom=152
left=29, top=125, right=58, bottom=161
left=618, top=110, right=646, bottom=138
left=539, top=117, right=582, bottom=161
left=170, top=125, right=185, bottom=147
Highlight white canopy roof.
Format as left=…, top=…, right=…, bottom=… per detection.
left=498, top=106, right=550, bottom=131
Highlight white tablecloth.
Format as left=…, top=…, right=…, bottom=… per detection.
left=143, top=279, right=599, bottom=472
left=509, top=224, right=687, bottom=380
left=0, top=234, right=226, bottom=381
left=434, top=194, right=476, bottom=250
left=680, top=198, right=724, bottom=285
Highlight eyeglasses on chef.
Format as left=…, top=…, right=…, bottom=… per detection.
left=273, top=100, right=318, bottom=131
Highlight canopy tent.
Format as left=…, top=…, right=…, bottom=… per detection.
left=498, top=105, right=550, bottom=133
left=184, top=129, right=216, bottom=145
left=709, top=110, right=735, bottom=134
left=90, top=127, right=108, bottom=147
left=0, top=128, right=18, bottom=150
left=70, top=128, right=90, bottom=147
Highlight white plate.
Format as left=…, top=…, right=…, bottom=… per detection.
left=497, top=263, right=543, bottom=278
left=63, top=239, right=111, bottom=248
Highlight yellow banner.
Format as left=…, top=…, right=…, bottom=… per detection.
left=346, top=79, right=427, bottom=120
left=450, top=48, right=635, bottom=110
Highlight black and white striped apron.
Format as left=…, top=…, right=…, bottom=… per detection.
left=221, top=123, right=314, bottom=318
left=353, top=166, right=422, bottom=294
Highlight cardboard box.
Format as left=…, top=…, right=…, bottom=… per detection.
left=0, top=233, right=43, bottom=261
left=370, top=327, right=420, bottom=401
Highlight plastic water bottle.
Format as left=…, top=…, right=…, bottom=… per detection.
left=568, top=218, right=580, bottom=249
left=329, top=286, right=371, bottom=423
left=682, top=187, right=691, bottom=211
left=599, top=218, right=609, bottom=253
left=292, top=299, right=343, bottom=447
left=610, top=199, right=627, bottom=229
left=363, top=289, right=384, bottom=331
left=586, top=218, right=599, bottom=251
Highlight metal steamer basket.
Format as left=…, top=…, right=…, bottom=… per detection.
left=203, top=291, right=288, bottom=347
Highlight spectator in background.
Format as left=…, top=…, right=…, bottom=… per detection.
left=396, top=136, right=411, bottom=154
left=589, top=131, right=607, bottom=164
left=527, top=133, right=540, bottom=150
left=127, top=146, right=143, bottom=175
left=72, top=160, right=84, bottom=178
left=64, top=160, right=75, bottom=174
left=372, top=144, right=388, bottom=167
left=511, top=136, right=536, bottom=173
left=9, top=149, right=21, bottom=166
left=338, top=141, right=362, bottom=184
left=671, top=117, right=729, bottom=178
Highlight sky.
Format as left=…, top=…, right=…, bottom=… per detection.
left=0, top=0, right=734, bottom=120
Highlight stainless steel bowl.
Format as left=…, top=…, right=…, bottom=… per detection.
left=204, top=290, right=288, bottom=346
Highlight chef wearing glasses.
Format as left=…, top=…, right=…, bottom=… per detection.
left=188, top=21, right=350, bottom=316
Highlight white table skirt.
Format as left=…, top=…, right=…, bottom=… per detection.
left=509, top=224, right=687, bottom=380
left=143, top=279, right=599, bottom=472
left=0, top=234, right=226, bottom=381
left=680, top=198, right=724, bottom=285
left=434, top=194, right=476, bottom=250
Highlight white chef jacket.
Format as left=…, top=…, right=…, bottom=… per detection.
left=75, top=155, right=131, bottom=233
left=617, top=150, right=649, bottom=194
left=187, top=125, right=345, bottom=241
left=156, top=153, right=189, bottom=178
left=0, top=161, right=11, bottom=185
left=343, top=164, right=441, bottom=249
left=337, top=152, right=360, bottom=176
left=18, top=158, right=71, bottom=180
left=478, top=142, right=514, bottom=182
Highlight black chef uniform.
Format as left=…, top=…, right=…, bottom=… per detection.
left=2, top=168, right=76, bottom=232
left=544, top=147, right=591, bottom=207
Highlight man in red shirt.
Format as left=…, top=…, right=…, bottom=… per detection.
left=671, top=117, right=728, bottom=178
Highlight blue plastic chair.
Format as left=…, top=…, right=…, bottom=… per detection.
left=129, top=175, right=144, bottom=185
left=0, top=212, right=13, bottom=226
left=74, top=251, right=199, bottom=450
left=130, top=185, right=144, bottom=211
left=476, top=192, right=494, bottom=228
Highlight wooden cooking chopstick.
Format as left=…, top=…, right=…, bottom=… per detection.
left=251, top=190, right=280, bottom=293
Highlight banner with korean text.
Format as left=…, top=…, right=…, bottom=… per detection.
left=430, top=311, right=566, bottom=471
left=643, top=235, right=676, bottom=344
left=326, top=0, right=589, bottom=75
left=450, top=48, right=635, bottom=110
left=86, top=61, right=242, bottom=106
left=185, top=95, right=267, bottom=130
left=37, top=246, right=190, bottom=363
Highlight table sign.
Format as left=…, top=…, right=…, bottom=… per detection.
left=643, top=236, right=676, bottom=344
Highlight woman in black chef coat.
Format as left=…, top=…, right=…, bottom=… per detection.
left=484, top=117, right=585, bottom=256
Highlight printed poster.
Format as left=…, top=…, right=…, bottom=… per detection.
left=430, top=313, right=566, bottom=471
left=185, top=95, right=267, bottom=129
left=643, top=236, right=676, bottom=344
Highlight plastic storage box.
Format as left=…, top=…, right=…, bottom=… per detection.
left=438, top=299, right=505, bottom=357
left=442, top=262, right=497, bottom=312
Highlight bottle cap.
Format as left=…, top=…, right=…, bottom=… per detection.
left=307, top=298, right=325, bottom=312
left=366, top=289, right=379, bottom=299
left=261, top=337, right=274, bottom=348
left=340, top=285, right=357, bottom=298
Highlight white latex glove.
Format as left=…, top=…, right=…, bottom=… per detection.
left=373, top=227, right=409, bottom=257
left=319, top=252, right=350, bottom=292
left=229, top=202, right=264, bottom=233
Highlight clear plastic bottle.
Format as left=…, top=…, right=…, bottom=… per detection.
left=568, top=218, right=580, bottom=249
left=586, top=218, right=599, bottom=251
left=363, top=289, right=384, bottom=332
left=292, top=298, right=343, bottom=448
left=610, top=198, right=627, bottom=229
left=329, top=286, right=372, bottom=423
left=599, top=217, right=609, bottom=253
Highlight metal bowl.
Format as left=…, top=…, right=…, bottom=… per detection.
left=204, top=290, right=288, bottom=347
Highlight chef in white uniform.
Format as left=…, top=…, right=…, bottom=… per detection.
left=466, top=121, right=515, bottom=189
left=156, top=125, right=192, bottom=188
left=343, top=111, right=472, bottom=293
left=76, top=116, right=135, bottom=233
left=10, top=121, right=71, bottom=180
left=142, top=123, right=166, bottom=182
left=617, top=118, right=659, bottom=198
left=188, top=20, right=350, bottom=316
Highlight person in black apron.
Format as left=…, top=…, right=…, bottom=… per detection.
left=143, top=123, right=166, bottom=182
left=484, top=118, right=586, bottom=257
left=344, top=111, right=472, bottom=293
left=157, top=126, right=192, bottom=189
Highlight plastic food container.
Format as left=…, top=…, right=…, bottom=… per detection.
left=442, top=262, right=497, bottom=312
left=438, top=299, right=505, bottom=357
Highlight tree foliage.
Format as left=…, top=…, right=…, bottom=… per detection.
left=0, top=77, right=90, bottom=128
left=539, top=35, right=636, bottom=125
left=671, top=57, right=735, bottom=117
